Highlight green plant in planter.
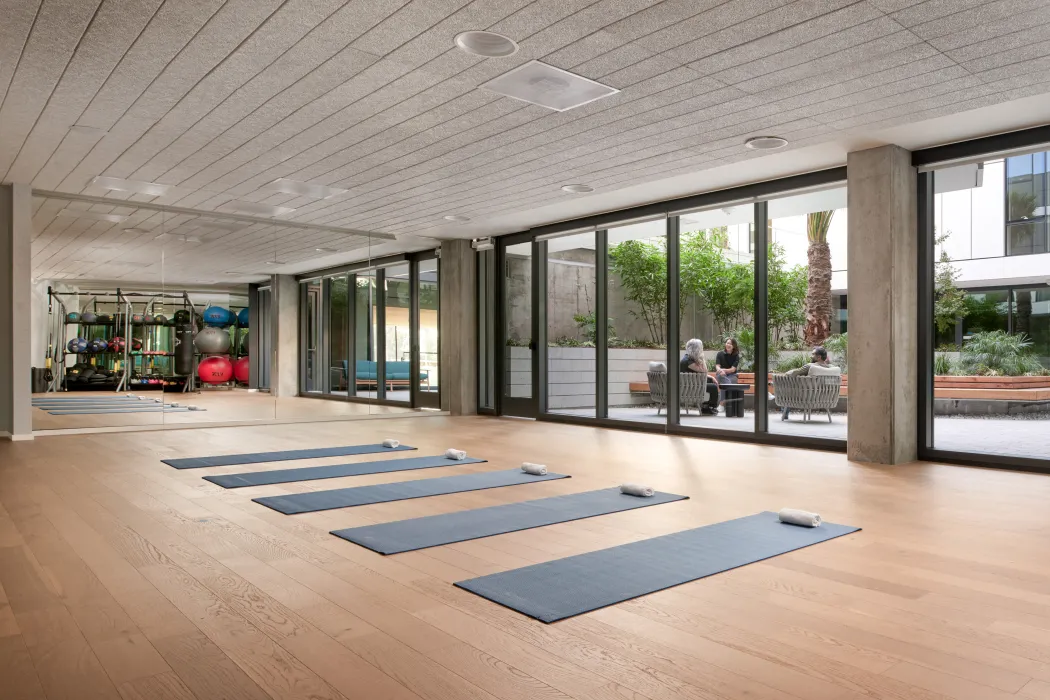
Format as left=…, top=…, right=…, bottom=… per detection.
left=573, top=312, right=615, bottom=345
left=959, top=330, right=1045, bottom=376
left=823, top=332, right=847, bottom=372
left=774, top=353, right=810, bottom=373
left=934, top=353, right=954, bottom=376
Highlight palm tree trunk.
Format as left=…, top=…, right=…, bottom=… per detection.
left=804, top=241, right=832, bottom=345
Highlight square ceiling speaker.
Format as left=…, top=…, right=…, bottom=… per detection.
left=480, top=61, right=619, bottom=112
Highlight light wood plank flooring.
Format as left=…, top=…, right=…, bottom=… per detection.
left=1, top=415, right=1049, bottom=700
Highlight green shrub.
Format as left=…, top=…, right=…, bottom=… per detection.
left=774, top=353, right=810, bottom=373
left=958, top=331, right=1045, bottom=376
left=823, top=333, right=848, bottom=371
left=933, top=353, right=954, bottom=376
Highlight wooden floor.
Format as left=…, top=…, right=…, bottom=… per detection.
left=2, top=416, right=1049, bottom=700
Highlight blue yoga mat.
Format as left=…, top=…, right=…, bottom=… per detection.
left=332, top=487, right=688, bottom=554
left=163, top=443, right=417, bottom=470
left=254, top=468, right=569, bottom=515
left=455, top=511, right=860, bottom=623
left=48, top=407, right=193, bottom=415
left=203, top=454, right=480, bottom=489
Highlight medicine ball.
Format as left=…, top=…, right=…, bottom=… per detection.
left=143, top=314, right=154, bottom=325
left=81, top=311, right=98, bottom=323
left=97, top=313, right=113, bottom=324
left=67, top=337, right=87, bottom=353
left=194, top=326, right=231, bottom=354
left=66, top=312, right=80, bottom=323
left=202, top=306, right=231, bottom=328
left=174, top=309, right=191, bottom=324
left=154, top=314, right=168, bottom=325
left=237, top=307, right=250, bottom=328
left=198, top=356, right=233, bottom=384
left=109, top=337, right=125, bottom=352
left=131, top=337, right=142, bottom=351
left=91, top=338, right=108, bottom=353
left=131, top=314, right=144, bottom=325
left=232, top=356, right=250, bottom=383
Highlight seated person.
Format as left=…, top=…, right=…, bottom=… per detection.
left=681, top=338, right=719, bottom=414
left=715, top=337, right=740, bottom=413
left=780, top=346, right=835, bottom=420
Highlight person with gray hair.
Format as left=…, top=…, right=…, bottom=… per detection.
left=680, top=338, right=719, bottom=413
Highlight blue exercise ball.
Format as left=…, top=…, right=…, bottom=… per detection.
left=90, top=338, right=108, bottom=353
left=202, top=306, right=231, bottom=327
left=66, top=312, right=80, bottom=323
left=81, top=311, right=97, bottom=323
left=67, top=337, right=88, bottom=353
left=237, top=307, right=249, bottom=328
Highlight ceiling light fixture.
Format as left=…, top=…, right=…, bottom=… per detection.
left=264, top=260, right=286, bottom=265
left=315, top=247, right=336, bottom=253
left=454, top=31, right=518, bottom=57
left=480, top=61, right=619, bottom=111
left=92, top=175, right=173, bottom=197
left=262, top=178, right=348, bottom=200
left=56, top=209, right=127, bottom=223
left=561, top=184, right=593, bottom=194
left=471, top=238, right=494, bottom=251
left=744, top=135, right=788, bottom=151
left=443, top=215, right=471, bottom=222
left=217, top=200, right=296, bottom=217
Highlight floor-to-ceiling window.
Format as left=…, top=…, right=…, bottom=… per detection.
left=477, top=248, right=496, bottom=412
left=418, top=258, right=440, bottom=406
left=767, top=186, right=848, bottom=440
left=502, top=240, right=535, bottom=417
left=303, top=279, right=322, bottom=393
left=545, top=231, right=596, bottom=418
left=384, top=263, right=411, bottom=403
left=354, top=269, right=378, bottom=399
left=921, top=151, right=1050, bottom=467
left=328, top=274, right=349, bottom=396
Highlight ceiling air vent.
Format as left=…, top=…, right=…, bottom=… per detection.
left=479, top=61, right=619, bottom=112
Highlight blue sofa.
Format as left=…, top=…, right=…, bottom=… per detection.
left=339, top=360, right=428, bottom=390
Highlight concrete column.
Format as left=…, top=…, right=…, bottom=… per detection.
left=846, top=145, right=917, bottom=464
left=272, top=274, right=299, bottom=398
left=0, top=184, right=33, bottom=440
left=439, top=240, right=477, bottom=415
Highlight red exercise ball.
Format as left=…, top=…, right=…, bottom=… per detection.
left=198, top=356, right=233, bottom=384
left=232, top=356, right=250, bottom=383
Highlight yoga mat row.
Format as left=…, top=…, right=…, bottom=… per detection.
left=165, top=442, right=859, bottom=623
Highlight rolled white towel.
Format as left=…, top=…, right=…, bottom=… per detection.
left=620, top=483, right=654, bottom=498
left=521, top=462, right=547, bottom=476
left=168, top=402, right=180, bottom=408
left=778, top=508, right=822, bottom=528
left=445, top=448, right=467, bottom=460
left=382, top=438, right=400, bottom=448
left=648, top=362, right=666, bottom=372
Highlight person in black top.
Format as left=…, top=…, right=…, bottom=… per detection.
left=681, top=338, right=718, bottom=413
left=714, top=337, right=740, bottom=413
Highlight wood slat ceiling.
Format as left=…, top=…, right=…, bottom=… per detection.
left=4, top=0, right=1050, bottom=283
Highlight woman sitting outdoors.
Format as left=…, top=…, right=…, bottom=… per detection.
left=681, top=338, right=719, bottom=415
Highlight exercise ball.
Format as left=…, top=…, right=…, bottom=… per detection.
left=66, top=312, right=80, bottom=323
left=237, top=307, right=250, bottom=327
left=109, top=337, right=125, bottom=352
left=194, top=326, right=231, bottom=354
left=198, top=356, right=233, bottom=384
left=202, top=306, right=231, bottom=327
left=174, top=309, right=191, bottom=324
left=154, top=314, right=168, bottom=325
left=67, top=337, right=87, bottom=353
left=91, top=338, right=108, bottom=353
left=143, top=314, right=154, bottom=325
left=239, top=330, right=249, bottom=353
left=81, top=311, right=98, bottom=323
left=233, top=356, right=250, bottom=383
left=131, top=313, right=144, bottom=325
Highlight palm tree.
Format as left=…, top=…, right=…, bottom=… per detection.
left=804, top=210, right=835, bottom=346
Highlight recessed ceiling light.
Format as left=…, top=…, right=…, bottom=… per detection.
left=262, top=178, right=348, bottom=200
left=561, top=184, right=593, bottom=194
left=92, top=175, right=172, bottom=197
left=480, top=61, right=619, bottom=111
left=56, top=208, right=127, bottom=223
left=454, top=31, right=518, bottom=57
left=217, top=200, right=296, bottom=217
left=744, top=136, right=788, bottom=151
left=443, top=215, right=471, bottom=222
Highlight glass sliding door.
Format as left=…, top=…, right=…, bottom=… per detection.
left=924, top=157, right=1050, bottom=463
left=384, top=263, right=411, bottom=402
left=416, top=257, right=440, bottom=408
left=766, top=187, right=848, bottom=441
left=354, top=270, right=378, bottom=399
left=605, top=220, right=668, bottom=426
left=303, top=279, right=322, bottom=393
left=477, top=249, right=496, bottom=411
left=677, top=206, right=756, bottom=432
left=545, top=231, right=596, bottom=417
left=327, top=275, right=349, bottom=396
left=501, top=240, right=537, bottom=417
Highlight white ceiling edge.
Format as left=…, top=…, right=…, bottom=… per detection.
left=278, top=235, right=442, bottom=275
left=425, top=92, right=1050, bottom=241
